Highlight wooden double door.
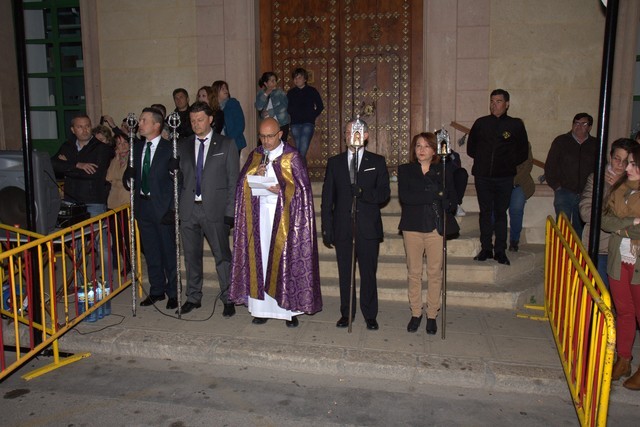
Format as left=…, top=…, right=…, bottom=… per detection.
left=260, top=0, right=423, bottom=180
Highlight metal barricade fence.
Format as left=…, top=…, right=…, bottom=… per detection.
left=545, top=213, right=615, bottom=427
left=0, top=205, right=141, bottom=380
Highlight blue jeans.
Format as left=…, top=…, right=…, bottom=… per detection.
left=553, top=188, right=583, bottom=238
left=509, top=186, right=526, bottom=243
left=597, top=253, right=609, bottom=290
left=291, top=123, right=315, bottom=159
left=86, top=203, right=107, bottom=218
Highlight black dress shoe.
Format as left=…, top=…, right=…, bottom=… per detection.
left=177, top=301, right=201, bottom=314
left=508, top=240, right=519, bottom=252
left=426, top=318, right=437, bottom=335
left=494, top=251, right=511, bottom=265
left=407, top=316, right=422, bottom=333
left=473, top=249, right=493, bottom=261
left=336, top=316, right=350, bottom=328
left=222, top=303, right=236, bottom=318
left=166, top=297, right=178, bottom=310
left=285, top=317, right=299, bottom=328
left=140, top=294, right=165, bottom=306
left=365, top=318, right=379, bottom=330
left=252, top=317, right=268, bottom=325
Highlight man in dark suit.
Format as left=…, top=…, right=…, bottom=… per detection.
left=321, top=118, right=390, bottom=330
left=129, top=107, right=178, bottom=309
left=176, top=102, right=239, bottom=315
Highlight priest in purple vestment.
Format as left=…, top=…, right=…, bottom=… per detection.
left=229, top=118, right=322, bottom=327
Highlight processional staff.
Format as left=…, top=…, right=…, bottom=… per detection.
left=348, top=115, right=365, bottom=333
left=436, top=126, right=451, bottom=339
left=126, top=113, right=138, bottom=317
left=167, top=112, right=183, bottom=318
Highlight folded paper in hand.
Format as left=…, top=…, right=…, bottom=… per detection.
left=247, top=175, right=278, bottom=196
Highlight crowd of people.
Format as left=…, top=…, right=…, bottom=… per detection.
left=50, top=80, right=640, bottom=389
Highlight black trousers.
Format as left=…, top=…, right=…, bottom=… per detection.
left=474, top=176, right=514, bottom=253
left=335, top=234, right=380, bottom=320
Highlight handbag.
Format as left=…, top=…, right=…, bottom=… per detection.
left=432, top=200, right=460, bottom=240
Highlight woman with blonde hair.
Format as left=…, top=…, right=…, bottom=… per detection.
left=398, top=132, right=457, bottom=334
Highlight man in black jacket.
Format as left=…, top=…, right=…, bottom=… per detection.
left=321, top=118, right=390, bottom=330
left=51, top=114, right=113, bottom=217
left=467, top=89, right=528, bottom=266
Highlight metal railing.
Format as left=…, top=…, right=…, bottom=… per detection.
left=545, top=212, right=615, bottom=427
left=0, top=205, right=141, bottom=380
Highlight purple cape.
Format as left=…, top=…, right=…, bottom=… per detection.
left=229, top=144, right=322, bottom=314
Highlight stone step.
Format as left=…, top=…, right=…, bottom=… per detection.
left=187, top=259, right=544, bottom=311
left=183, top=243, right=543, bottom=300
left=311, top=181, right=555, bottom=244
left=313, top=211, right=480, bottom=236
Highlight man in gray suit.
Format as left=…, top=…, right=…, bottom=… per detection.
left=176, top=101, right=239, bottom=315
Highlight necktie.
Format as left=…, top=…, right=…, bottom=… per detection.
left=196, top=138, right=206, bottom=197
left=349, top=151, right=357, bottom=184
left=141, top=141, right=152, bottom=195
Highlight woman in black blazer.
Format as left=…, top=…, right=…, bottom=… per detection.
left=398, top=132, right=457, bottom=334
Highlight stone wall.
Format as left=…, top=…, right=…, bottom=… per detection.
left=96, top=0, right=256, bottom=139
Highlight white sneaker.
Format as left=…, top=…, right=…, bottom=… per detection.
left=456, top=205, right=466, bottom=217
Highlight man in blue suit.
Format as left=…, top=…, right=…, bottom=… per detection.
left=129, top=107, right=178, bottom=309
left=321, top=118, right=390, bottom=330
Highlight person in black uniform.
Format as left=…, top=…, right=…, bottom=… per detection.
left=467, top=89, right=528, bottom=266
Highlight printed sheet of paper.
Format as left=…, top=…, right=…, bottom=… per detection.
left=247, top=175, right=278, bottom=196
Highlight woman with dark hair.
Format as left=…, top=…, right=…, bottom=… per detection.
left=197, top=86, right=213, bottom=103
left=255, top=72, right=290, bottom=142
left=580, top=138, right=637, bottom=288
left=397, top=132, right=457, bottom=334
left=602, top=142, right=640, bottom=390
left=210, top=80, right=246, bottom=151
left=286, top=67, right=323, bottom=159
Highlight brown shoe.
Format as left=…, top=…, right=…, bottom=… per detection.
left=612, top=356, right=632, bottom=381
left=623, top=366, right=640, bottom=390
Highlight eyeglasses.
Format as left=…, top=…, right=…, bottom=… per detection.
left=258, top=133, right=280, bottom=140
left=573, top=121, right=591, bottom=127
left=611, top=156, right=628, bottom=165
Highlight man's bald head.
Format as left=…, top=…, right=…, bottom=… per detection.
left=258, top=118, right=282, bottom=151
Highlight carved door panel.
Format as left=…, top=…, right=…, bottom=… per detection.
left=341, top=0, right=411, bottom=175
left=260, top=0, right=418, bottom=179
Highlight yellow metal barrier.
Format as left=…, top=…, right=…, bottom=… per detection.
left=545, top=213, right=615, bottom=427
left=0, top=205, right=141, bottom=380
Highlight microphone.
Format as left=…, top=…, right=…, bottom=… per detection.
left=262, top=150, right=270, bottom=166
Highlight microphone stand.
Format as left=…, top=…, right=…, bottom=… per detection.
left=347, top=117, right=365, bottom=333
left=126, top=113, right=138, bottom=317
left=437, top=128, right=451, bottom=339
left=167, top=113, right=183, bottom=318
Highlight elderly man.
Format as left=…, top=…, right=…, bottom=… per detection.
left=544, top=113, right=597, bottom=238
left=321, top=118, right=390, bottom=330
left=229, top=118, right=322, bottom=327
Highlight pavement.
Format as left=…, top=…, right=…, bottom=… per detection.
left=58, top=285, right=640, bottom=405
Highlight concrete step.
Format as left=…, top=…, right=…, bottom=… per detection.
left=311, top=181, right=555, bottom=244
left=313, top=211, right=479, bottom=237
left=178, top=244, right=544, bottom=310
left=316, top=233, right=481, bottom=258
